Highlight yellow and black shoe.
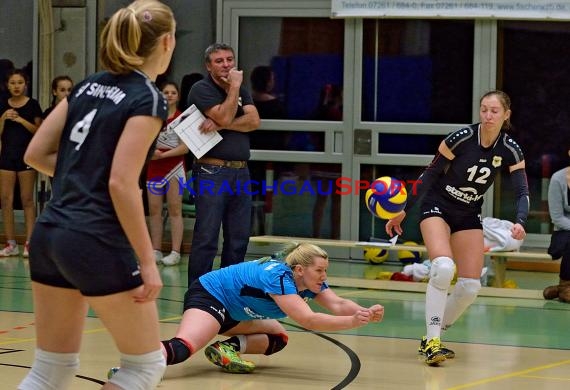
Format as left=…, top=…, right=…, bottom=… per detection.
left=418, top=336, right=448, bottom=366
left=419, top=336, right=455, bottom=359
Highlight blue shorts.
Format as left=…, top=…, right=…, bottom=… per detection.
left=29, top=222, right=143, bottom=296
left=183, top=280, right=240, bottom=334
left=419, top=198, right=482, bottom=233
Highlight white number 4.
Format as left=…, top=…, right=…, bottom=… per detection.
left=70, top=109, right=97, bottom=150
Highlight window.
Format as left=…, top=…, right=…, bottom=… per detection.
left=239, top=17, right=344, bottom=122
left=497, top=21, right=570, bottom=234
left=362, top=19, right=474, bottom=124
left=248, top=161, right=342, bottom=239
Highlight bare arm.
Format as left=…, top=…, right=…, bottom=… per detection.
left=314, top=288, right=384, bottom=322
left=271, top=293, right=373, bottom=332
left=18, top=114, right=42, bottom=134
left=109, top=115, right=163, bottom=302
left=222, top=104, right=260, bottom=132
left=24, top=99, right=68, bottom=176
left=153, top=141, right=189, bottom=159
left=198, top=105, right=260, bottom=134
left=4, top=108, right=41, bottom=134
left=203, top=68, right=242, bottom=128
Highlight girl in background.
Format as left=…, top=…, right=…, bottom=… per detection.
left=0, top=69, right=42, bottom=257
left=146, top=81, right=188, bottom=266
left=42, top=75, right=73, bottom=119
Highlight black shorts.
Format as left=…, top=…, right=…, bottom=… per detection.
left=420, top=198, right=482, bottom=233
left=183, top=280, right=240, bottom=334
left=29, top=222, right=143, bottom=296
left=0, top=155, right=33, bottom=171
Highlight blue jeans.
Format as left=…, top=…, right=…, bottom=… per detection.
left=187, top=163, right=252, bottom=285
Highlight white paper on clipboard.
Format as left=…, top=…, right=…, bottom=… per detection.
left=168, top=104, right=222, bottom=159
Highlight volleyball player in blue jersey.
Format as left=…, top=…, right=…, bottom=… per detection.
left=386, top=90, right=529, bottom=366
left=111, top=242, right=383, bottom=377
left=19, top=1, right=176, bottom=389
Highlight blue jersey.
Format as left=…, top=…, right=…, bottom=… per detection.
left=38, top=70, right=167, bottom=248
left=199, top=259, right=328, bottom=321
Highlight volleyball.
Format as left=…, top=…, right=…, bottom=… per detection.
left=397, top=241, right=422, bottom=264
left=365, top=176, right=407, bottom=220
left=363, top=246, right=389, bottom=264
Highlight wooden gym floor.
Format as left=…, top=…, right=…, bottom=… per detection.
left=2, top=246, right=570, bottom=390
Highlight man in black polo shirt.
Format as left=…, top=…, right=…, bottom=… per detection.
left=186, top=43, right=260, bottom=286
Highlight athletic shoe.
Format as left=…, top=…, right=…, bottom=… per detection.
left=418, top=336, right=448, bottom=365
left=107, top=367, right=120, bottom=380
left=419, top=336, right=455, bottom=359
left=161, top=251, right=181, bottom=266
left=0, top=243, right=19, bottom=257
left=204, top=341, right=255, bottom=373
left=154, top=250, right=163, bottom=264
left=22, top=242, right=30, bottom=258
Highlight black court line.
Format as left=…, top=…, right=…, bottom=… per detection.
left=282, top=321, right=360, bottom=390
left=0, top=363, right=105, bottom=385
left=0, top=348, right=24, bottom=354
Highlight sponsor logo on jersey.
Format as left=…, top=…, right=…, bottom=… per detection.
left=244, top=306, right=267, bottom=320
left=445, top=185, right=484, bottom=204
left=492, top=156, right=502, bottom=167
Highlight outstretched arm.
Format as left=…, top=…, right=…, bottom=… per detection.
left=272, top=293, right=373, bottom=332
left=314, top=288, right=384, bottom=322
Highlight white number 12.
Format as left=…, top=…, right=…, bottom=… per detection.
left=466, top=165, right=491, bottom=184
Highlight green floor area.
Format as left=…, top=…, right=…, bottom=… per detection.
left=1, top=255, right=568, bottom=352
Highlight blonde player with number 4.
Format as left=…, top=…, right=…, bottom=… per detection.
left=386, top=90, right=529, bottom=366
left=19, top=1, right=176, bottom=389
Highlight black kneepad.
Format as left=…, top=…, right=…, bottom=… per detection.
left=264, top=333, right=288, bottom=355
left=162, top=337, right=192, bottom=365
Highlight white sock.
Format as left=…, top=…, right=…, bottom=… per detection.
left=237, top=335, right=247, bottom=353
left=425, top=283, right=448, bottom=340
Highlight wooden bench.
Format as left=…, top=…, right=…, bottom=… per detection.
left=249, top=235, right=556, bottom=295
